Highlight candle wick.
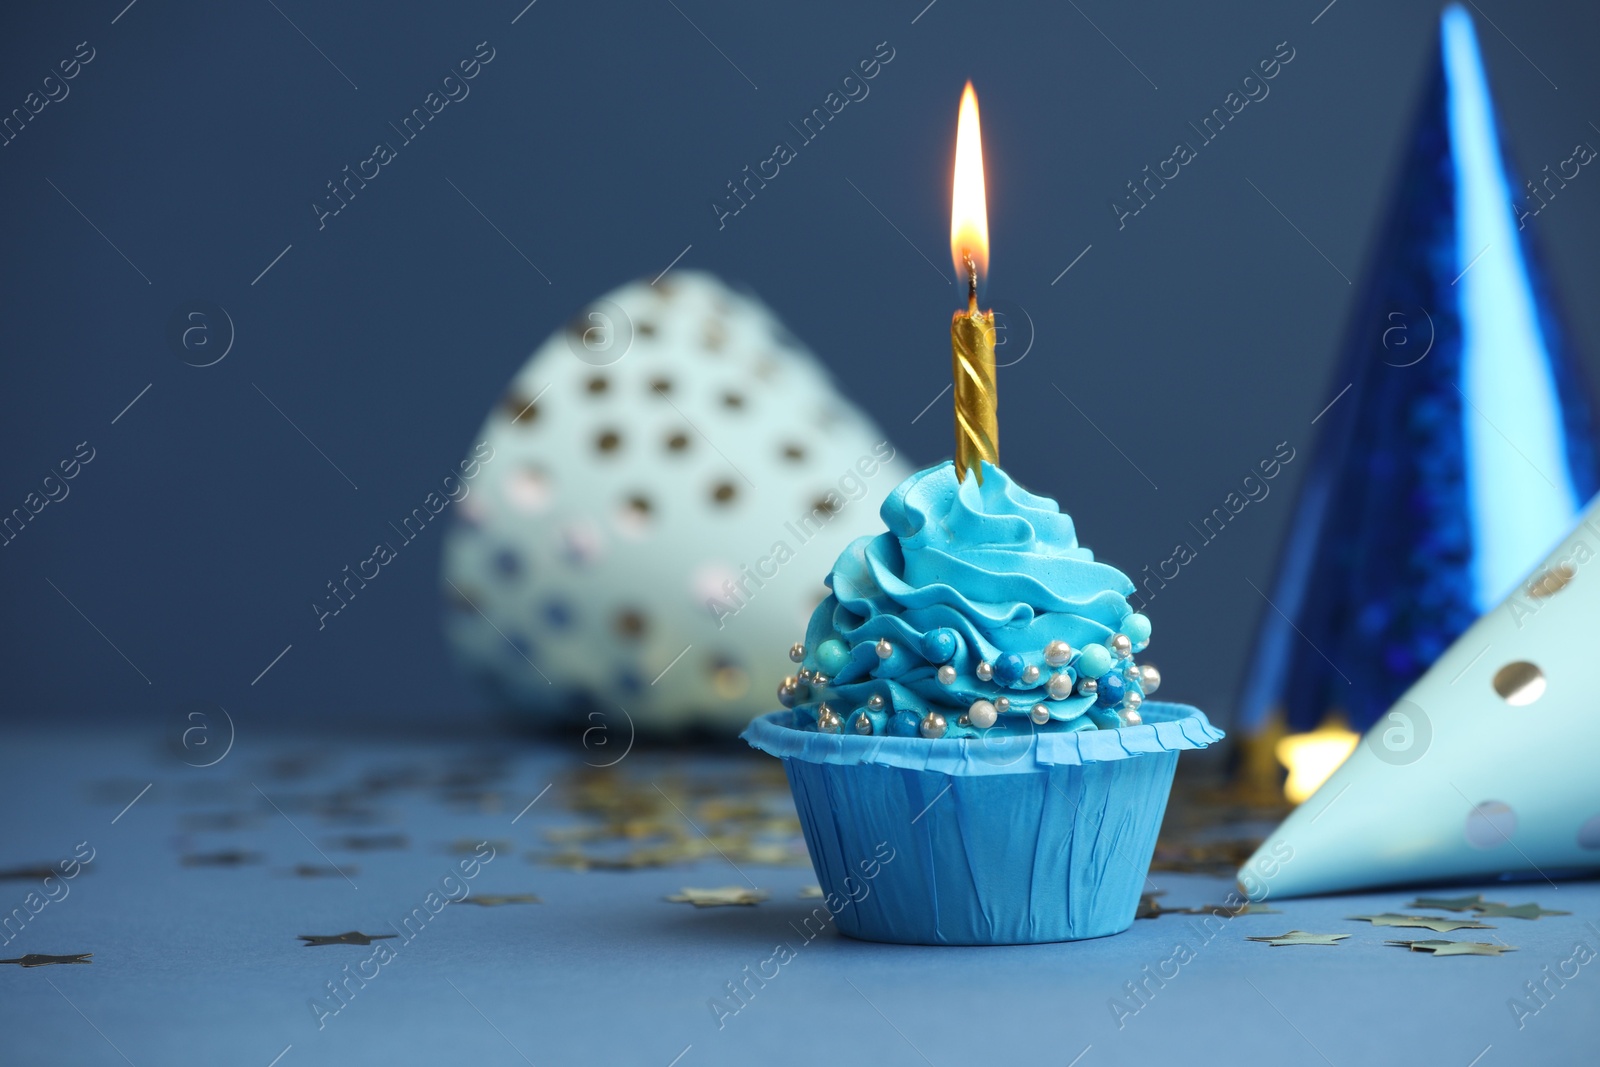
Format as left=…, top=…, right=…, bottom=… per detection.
left=964, top=252, right=978, bottom=315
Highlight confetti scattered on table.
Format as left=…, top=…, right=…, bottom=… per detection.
left=666, top=886, right=769, bottom=907
left=181, top=850, right=261, bottom=867
left=1198, top=901, right=1281, bottom=916
left=1386, top=939, right=1516, bottom=956
left=0, top=953, right=92, bottom=967
left=291, top=863, right=359, bottom=878
left=1348, top=913, right=1493, bottom=932
left=298, top=932, right=399, bottom=947
left=798, top=885, right=823, bottom=899
left=1402, top=894, right=1568, bottom=920
left=455, top=894, right=542, bottom=906
left=1147, top=778, right=1290, bottom=875
left=1245, top=931, right=1349, bottom=947
left=1136, top=892, right=1278, bottom=919
left=331, top=834, right=409, bottom=851
left=1475, top=902, right=1570, bottom=920
left=446, top=838, right=511, bottom=855
left=529, top=767, right=804, bottom=872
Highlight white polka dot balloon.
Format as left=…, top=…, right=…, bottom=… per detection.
left=441, top=272, right=911, bottom=733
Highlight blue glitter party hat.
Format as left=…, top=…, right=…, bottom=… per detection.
left=1239, top=5, right=1600, bottom=738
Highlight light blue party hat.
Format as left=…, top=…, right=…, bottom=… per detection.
left=1240, top=492, right=1600, bottom=899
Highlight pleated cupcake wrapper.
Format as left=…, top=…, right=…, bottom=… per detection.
left=743, top=702, right=1223, bottom=945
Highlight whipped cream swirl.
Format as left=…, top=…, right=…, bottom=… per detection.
left=786, top=461, right=1156, bottom=738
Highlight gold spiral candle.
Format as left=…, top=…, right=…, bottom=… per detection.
left=951, top=292, right=997, bottom=482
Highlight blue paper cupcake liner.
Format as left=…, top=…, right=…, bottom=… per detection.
left=743, top=702, right=1223, bottom=945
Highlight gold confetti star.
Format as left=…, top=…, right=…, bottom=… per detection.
left=1135, top=892, right=1167, bottom=919
left=0, top=866, right=63, bottom=882
left=1245, top=931, right=1350, bottom=947
left=181, top=850, right=262, bottom=867
left=298, top=932, right=399, bottom=947
left=1475, top=902, right=1570, bottom=920
left=454, top=894, right=542, bottom=906
left=666, top=886, right=769, bottom=907
left=0, top=953, right=92, bottom=967
left=291, top=863, right=360, bottom=879
left=1386, top=939, right=1516, bottom=956
left=1348, top=913, right=1492, bottom=933
left=331, top=834, right=408, bottom=851
left=1191, top=901, right=1282, bottom=917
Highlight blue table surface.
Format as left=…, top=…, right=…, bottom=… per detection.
left=2, top=727, right=1594, bottom=1067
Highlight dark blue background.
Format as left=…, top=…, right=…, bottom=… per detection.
left=5, top=0, right=1598, bottom=731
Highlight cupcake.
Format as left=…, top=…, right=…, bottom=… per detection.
left=743, top=460, right=1222, bottom=944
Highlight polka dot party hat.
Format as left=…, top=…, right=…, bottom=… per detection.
left=1242, top=490, right=1600, bottom=897
left=441, top=271, right=911, bottom=733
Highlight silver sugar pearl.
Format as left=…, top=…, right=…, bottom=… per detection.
left=957, top=714, right=971, bottom=727
left=919, top=712, right=948, bottom=739
left=875, top=638, right=893, bottom=659
left=866, top=694, right=886, bottom=711
left=966, top=700, right=997, bottom=729
left=816, top=703, right=842, bottom=733
left=797, top=668, right=813, bottom=683
left=1125, top=691, right=1143, bottom=713
left=1121, top=708, right=1143, bottom=727
left=976, top=661, right=994, bottom=682
left=853, top=711, right=873, bottom=735
left=994, top=697, right=1010, bottom=713
left=778, top=677, right=801, bottom=708
left=1077, top=677, right=1098, bottom=696
left=1110, top=634, right=1133, bottom=659
left=1044, top=640, right=1073, bottom=667
left=1139, top=664, right=1162, bottom=694
left=1031, top=705, right=1051, bottom=725
left=789, top=642, right=806, bottom=663
left=811, top=673, right=829, bottom=688
left=1047, top=672, right=1074, bottom=700
left=1021, top=665, right=1041, bottom=685
left=937, top=665, right=957, bottom=686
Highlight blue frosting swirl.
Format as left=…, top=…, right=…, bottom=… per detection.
left=789, top=461, right=1154, bottom=738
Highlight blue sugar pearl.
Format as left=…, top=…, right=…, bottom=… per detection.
left=889, top=710, right=921, bottom=737
left=814, top=639, right=850, bottom=676
left=1121, top=612, right=1152, bottom=647
left=922, top=629, right=958, bottom=664
left=992, top=652, right=1026, bottom=686
left=1095, top=672, right=1125, bottom=707
left=1076, top=644, right=1113, bottom=679
left=1085, top=707, right=1122, bottom=730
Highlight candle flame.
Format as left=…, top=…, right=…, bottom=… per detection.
left=950, top=81, right=989, bottom=288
